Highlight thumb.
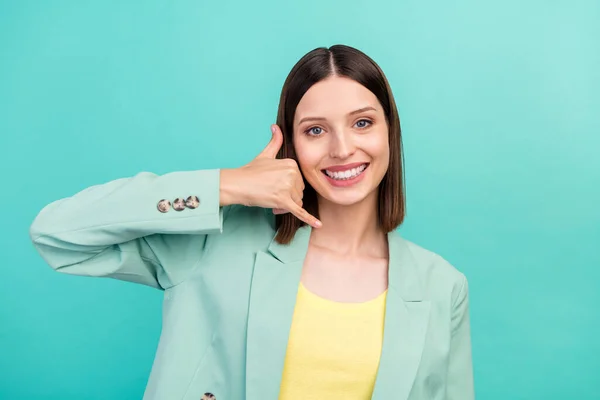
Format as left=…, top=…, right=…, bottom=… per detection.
left=256, top=124, right=283, bottom=159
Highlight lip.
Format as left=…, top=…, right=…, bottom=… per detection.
left=322, top=163, right=369, bottom=188
left=321, top=162, right=369, bottom=172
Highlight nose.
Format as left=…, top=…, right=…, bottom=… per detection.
left=329, top=130, right=356, bottom=160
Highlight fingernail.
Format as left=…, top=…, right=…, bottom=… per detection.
left=314, top=220, right=322, bottom=228
left=271, top=125, right=276, bottom=134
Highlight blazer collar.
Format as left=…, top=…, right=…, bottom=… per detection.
left=266, top=224, right=312, bottom=263
left=245, top=225, right=430, bottom=400
left=266, top=225, right=424, bottom=301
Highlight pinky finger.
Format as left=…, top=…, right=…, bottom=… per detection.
left=288, top=201, right=322, bottom=228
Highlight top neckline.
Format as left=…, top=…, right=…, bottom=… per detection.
left=298, top=281, right=388, bottom=311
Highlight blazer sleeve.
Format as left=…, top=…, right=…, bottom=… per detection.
left=446, top=274, right=475, bottom=399
left=29, top=169, right=229, bottom=290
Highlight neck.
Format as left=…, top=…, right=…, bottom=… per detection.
left=310, top=192, right=387, bottom=258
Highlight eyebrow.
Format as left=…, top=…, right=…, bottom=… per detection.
left=297, top=106, right=377, bottom=125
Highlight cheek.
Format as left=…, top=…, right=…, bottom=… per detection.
left=362, top=129, right=389, bottom=160
left=294, top=138, right=322, bottom=172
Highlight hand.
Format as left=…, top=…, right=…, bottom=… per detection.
left=220, top=125, right=322, bottom=228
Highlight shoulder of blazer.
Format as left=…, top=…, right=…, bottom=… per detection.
left=392, top=233, right=467, bottom=302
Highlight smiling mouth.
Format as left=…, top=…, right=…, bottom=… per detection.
left=322, top=163, right=369, bottom=181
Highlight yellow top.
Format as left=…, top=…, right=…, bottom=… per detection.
left=278, top=282, right=387, bottom=399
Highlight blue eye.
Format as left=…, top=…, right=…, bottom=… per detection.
left=304, top=119, right=372, bottom=137
left=305, top=126, right=323, bottom=136
left=356, top=119, right=373, bottom=129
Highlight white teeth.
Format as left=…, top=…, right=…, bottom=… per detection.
left=325, top=164, right=367, bottom=180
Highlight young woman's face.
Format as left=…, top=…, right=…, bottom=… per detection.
left=293, top=76, right=390, bottom=207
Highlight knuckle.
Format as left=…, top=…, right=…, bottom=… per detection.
left=275, top=193, right=287, bottom=206
left=286, top=158, right=298, bottom=173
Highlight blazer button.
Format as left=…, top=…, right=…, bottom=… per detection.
left=173, top=198, right=186, bottom=211
left=185, top=195, right=200, bottom=209
left=157, top=199, right=171, bottom=213
left=201, top=393, right=216, bottom=400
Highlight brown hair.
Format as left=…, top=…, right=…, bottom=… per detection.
left=274, top=44, right=406, bottom=244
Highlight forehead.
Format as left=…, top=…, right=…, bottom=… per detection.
left=294, top=76, right=379, bottom=122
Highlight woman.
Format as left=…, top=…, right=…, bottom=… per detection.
left=30, top=45, right=474, bottom=400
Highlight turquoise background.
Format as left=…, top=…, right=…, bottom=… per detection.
left=1, top=0, right=599, bottom=398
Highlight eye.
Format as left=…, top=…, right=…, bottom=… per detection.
left=304, top=126, right=324, bottom=136
left=355, top=119, right=373, bottom=129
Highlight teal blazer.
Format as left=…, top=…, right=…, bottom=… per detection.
left=29, top=169, right=474, bottom=400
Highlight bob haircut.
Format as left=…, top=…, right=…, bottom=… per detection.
left=274, top=44, right=406, bottom=244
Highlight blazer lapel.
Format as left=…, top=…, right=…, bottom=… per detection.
left=244, top=227, right=430, bottom=400
left=371, top=232, right=431, bottom=400
left=245, top=225, right=311, bottom=400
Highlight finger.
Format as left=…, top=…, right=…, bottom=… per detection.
left=256, top=124, right=283, bottom=159
left=274, top=193, right=301, bottom=214
left=287, top=200, right=322, bottom=228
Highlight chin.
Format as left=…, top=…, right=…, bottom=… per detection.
left=316, top=188, right=374, bottom=207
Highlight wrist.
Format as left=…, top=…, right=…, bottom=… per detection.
left=219, top=168, right=248, bottom=207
